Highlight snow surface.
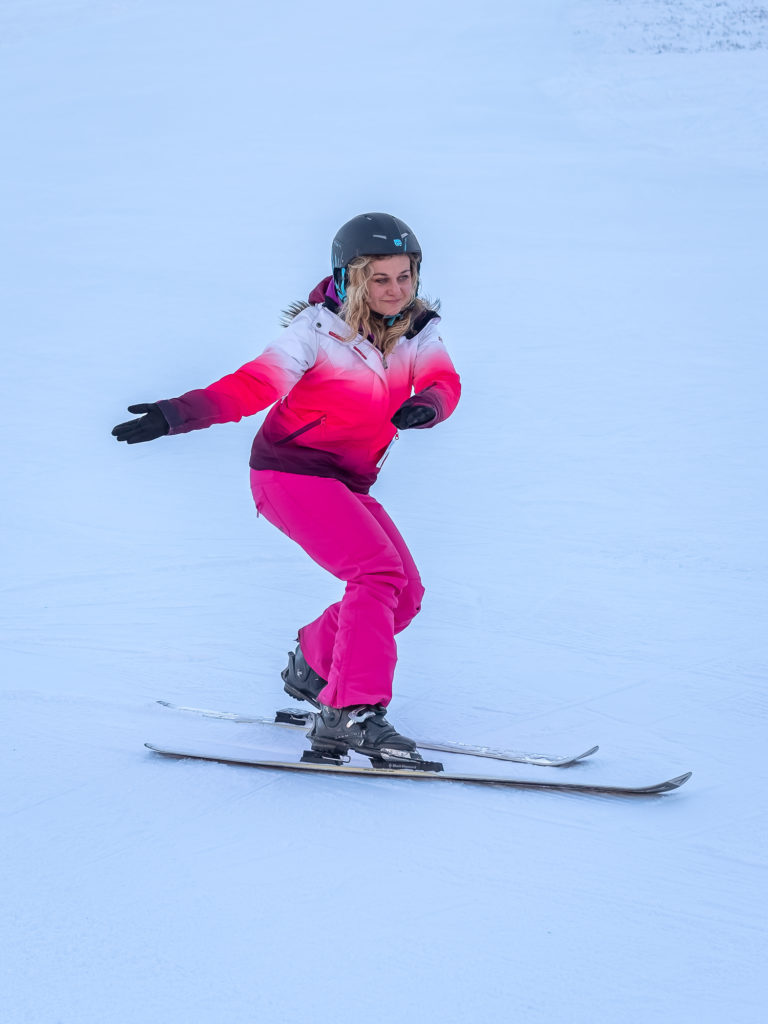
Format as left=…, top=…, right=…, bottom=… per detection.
left=2, top=0, right=767, bottom=1021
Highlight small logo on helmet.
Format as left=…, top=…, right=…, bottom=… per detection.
left=394, top=238, right=403, bottom=247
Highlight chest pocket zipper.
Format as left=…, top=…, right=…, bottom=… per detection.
left=274, top=415, right=327, bottom=446
left=353, top=343, right=388, bottom=370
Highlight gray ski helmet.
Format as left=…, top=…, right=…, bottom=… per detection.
left=331, top=212, right=421, bottom=301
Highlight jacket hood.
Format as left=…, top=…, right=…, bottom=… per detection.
left=279, top=277, right=338, bottom=327
left=309, top=276, right=339, bottom=306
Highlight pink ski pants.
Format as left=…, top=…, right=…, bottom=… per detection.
left=250, top=469, right=425, bottom=708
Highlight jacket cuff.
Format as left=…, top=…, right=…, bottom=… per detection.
left=402, top=387, right=443, bottom=428
left=155, top=398, right=195, bottom=435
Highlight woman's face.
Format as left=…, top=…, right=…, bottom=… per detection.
left=366, top=255, right=413, bottom=316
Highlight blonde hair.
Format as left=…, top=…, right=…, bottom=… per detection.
left=340, top=254, right=425, bottom=357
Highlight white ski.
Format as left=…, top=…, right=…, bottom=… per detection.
left=156, top=700, right=598, bottom=767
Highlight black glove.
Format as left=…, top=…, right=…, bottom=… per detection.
left=112, top=403, right=170, bottom=444
left=390, top=402, right=437, bottom=430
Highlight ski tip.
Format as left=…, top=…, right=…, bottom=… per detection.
left=577, top=745, right=599, bottom=760
left=546, top=744, right=599, bottom=767
left=646, top=771, right=692, bottom=794
left=668, top=771, right=693, bottom=789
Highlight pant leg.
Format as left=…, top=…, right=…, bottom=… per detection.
left=296, top=494, right=426, bottom=699
left=299, top=493, right=425, bottom=653
left=250, top=470, right=409, bottom=707
left=359, top=493, right=425, bottom=633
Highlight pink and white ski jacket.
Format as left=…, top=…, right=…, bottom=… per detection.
left=156, top=278, right=461, bottom=493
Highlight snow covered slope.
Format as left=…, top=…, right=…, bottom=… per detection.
left=2, top=1, right=766, bottom=1021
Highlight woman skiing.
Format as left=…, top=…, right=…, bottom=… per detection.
left=112, top=212, right=461, bottom=767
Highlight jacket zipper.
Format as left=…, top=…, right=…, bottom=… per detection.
left=376, top=431, right=399, bottom=469
left=274, top=415, right=326, bottom=446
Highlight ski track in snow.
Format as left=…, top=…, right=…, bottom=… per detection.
left=2, top=1, right=767, bottom=1022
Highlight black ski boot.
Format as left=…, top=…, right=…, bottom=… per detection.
left=305, top=704, right=442, bottom=770
left=281, top=643, right=326, bottom=708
